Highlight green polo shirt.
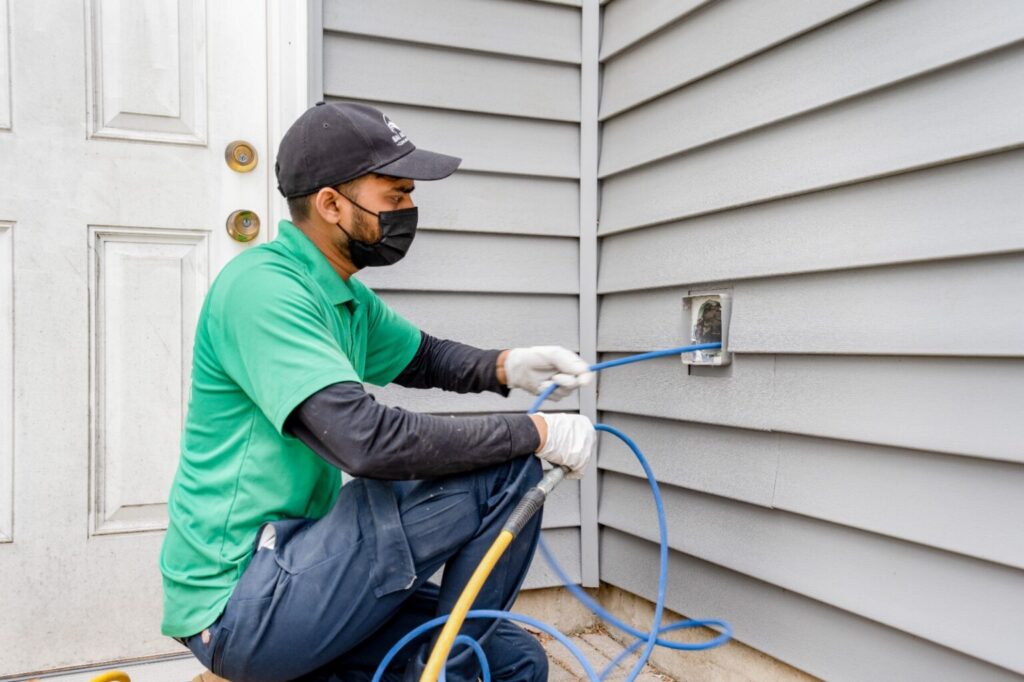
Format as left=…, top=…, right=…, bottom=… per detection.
left=159, top=220, right=421, bottom=637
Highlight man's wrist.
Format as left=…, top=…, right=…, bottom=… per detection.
left=496, top=349, right=510, bottom=386
left=529, top=414, right=547, bottom=453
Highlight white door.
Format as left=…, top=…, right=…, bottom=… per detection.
left=0, top=0, right=272, bottom=675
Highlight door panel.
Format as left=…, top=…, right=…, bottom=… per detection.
left=86, top=0, right=208, bottom=144
left=89, top=226, right=209, bottom=537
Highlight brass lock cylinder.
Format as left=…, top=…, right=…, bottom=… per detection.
left=225, top=140, right=258, bottom=173
left=226, top=210, right=260, bottom=242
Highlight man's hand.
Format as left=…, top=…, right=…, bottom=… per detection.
left=529, top=412, right=595, bottom=479
left=500, top=346, right=594, bottom=401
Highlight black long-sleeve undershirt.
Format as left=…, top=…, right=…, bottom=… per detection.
left=284, top=334, right=539, bottom=480
left=391, top=333, right=511, bottom=396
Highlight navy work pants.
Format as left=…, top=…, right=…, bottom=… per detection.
left=184, top=455, right=547, bottom=682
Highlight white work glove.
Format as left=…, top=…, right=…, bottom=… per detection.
left=533, top=412, right=596, bottom=479
left=504, top=346, right=594, bottom=401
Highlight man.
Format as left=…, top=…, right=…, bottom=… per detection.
left=160, top=101, right=596, bottom=682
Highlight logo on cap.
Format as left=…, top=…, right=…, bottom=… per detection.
left=383, top=114, right=409, bottom=147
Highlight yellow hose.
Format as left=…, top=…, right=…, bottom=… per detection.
left=420, top=529, right=515, bottom=682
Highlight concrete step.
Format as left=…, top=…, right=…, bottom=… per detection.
left=534, top=626, right=673, bottom=682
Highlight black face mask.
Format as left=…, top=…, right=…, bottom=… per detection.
left=335, top=194, right=418, bottom=269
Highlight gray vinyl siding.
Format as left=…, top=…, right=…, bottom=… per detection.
left=597, top=1, right=1024, bottom=681
left=320, top=0, right=584, bottom=588
left=319, top=0, right=1024, bottom=673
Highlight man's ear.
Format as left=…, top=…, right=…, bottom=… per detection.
left=313, top=187, right=343, bottom=224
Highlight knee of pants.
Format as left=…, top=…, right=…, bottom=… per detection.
left=481, top=456, right=543, bottom=515
left=512, top=632, right=548, bottom=682
left=509, top=454, right=543, bottom=492
left=490, top=623, right=548, bottom=682
left=472, top=455, right=540, bottom=503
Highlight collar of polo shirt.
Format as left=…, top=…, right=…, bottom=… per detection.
left=276, top=220, right=356, bottom=306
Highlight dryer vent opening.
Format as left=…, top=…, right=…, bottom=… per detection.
left=682, top=292, right=732, bottom=366
left=693, top=300, right=722, bottom=345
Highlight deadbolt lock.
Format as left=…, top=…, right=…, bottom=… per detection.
left=225, top=140, right=258, bottom=172
left=226, top=210, right=260, bottom=242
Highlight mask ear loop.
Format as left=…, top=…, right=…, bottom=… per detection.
left=336, top=220, right=357, bottom=242
left=337, top=189, right=381, bottom=218
left=333, top=189, right=376, bottom=245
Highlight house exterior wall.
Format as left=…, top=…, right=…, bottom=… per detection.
left=319, top=0, right=587, bottom=589
left=596, top=1, right=1024, bottom=680
left=319, top=0, right=1024, bottom=676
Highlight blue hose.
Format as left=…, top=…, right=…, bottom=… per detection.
left=371, top=610, right=599, bottom=682
left=527, top=342, right=723, bottom=414
left=594, top=424, right=666, bottom=680
left=538, top=538, right=732, bottom=652
left=589, top=342, right=723, bottom=372
left=374, top=343, right=732, bottom=681
left=438, top=636, right=490, bottom=682
left=598, top=618, right=728, bottom=680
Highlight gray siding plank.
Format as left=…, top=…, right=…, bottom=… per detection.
left=598, top=412, right=777, bottom=507
left=599, top=412, right=1024, bottom=570
left=728, top=254, right=1024, bottom=356
left=601, top=0, right=1024, bottom=175
left=328, top=100, right=579, bottom=179
left=595, top=354, right=777, bottom=429
left=597, top=151, right=1024, bottom=281
left=357, top=231, right=579, bottom=295
left=599, top=254, right=1024, bottom=357
left=323, top=33, right=580, bottom=121
left=324, top=0, right=580, bottom=64
left=595, top=354, right=1024, bottom=462
left=417, top=172, right=578, bottom=237
left=597, top=290, right=680, bottom=353
left=600, top=44, right=1024, bottom=232
left=379, top=292, right=579, bottom=350
left=770, top=355, right=1023, bottom=463
left=599, top=0, right=710, bottom=61
left=600, top=0, right=874, bottom=119
left=541, top=478, right=581, bottom=529
left=599, top=473, right=1024, bottom=674
left=525, top=528, right=581, bottom=588
left=771, top=434, right=1024, bottom=571
left=601, top=529, right=1023, bottom=682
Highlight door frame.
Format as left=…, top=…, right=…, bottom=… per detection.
left=267, top=0, right=323, bottom=241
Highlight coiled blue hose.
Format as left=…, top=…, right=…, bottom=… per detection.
left=373, top=343, right=732, bottom=681
left=439, top=636, right=490, bottom=682
left=373, top=610, right=599, bottom=682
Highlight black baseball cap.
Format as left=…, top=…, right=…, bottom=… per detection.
left=275, top=101, right=462, bottom=198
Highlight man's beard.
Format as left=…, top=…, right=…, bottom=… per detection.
left=338, top=204, right=376, bottom=261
